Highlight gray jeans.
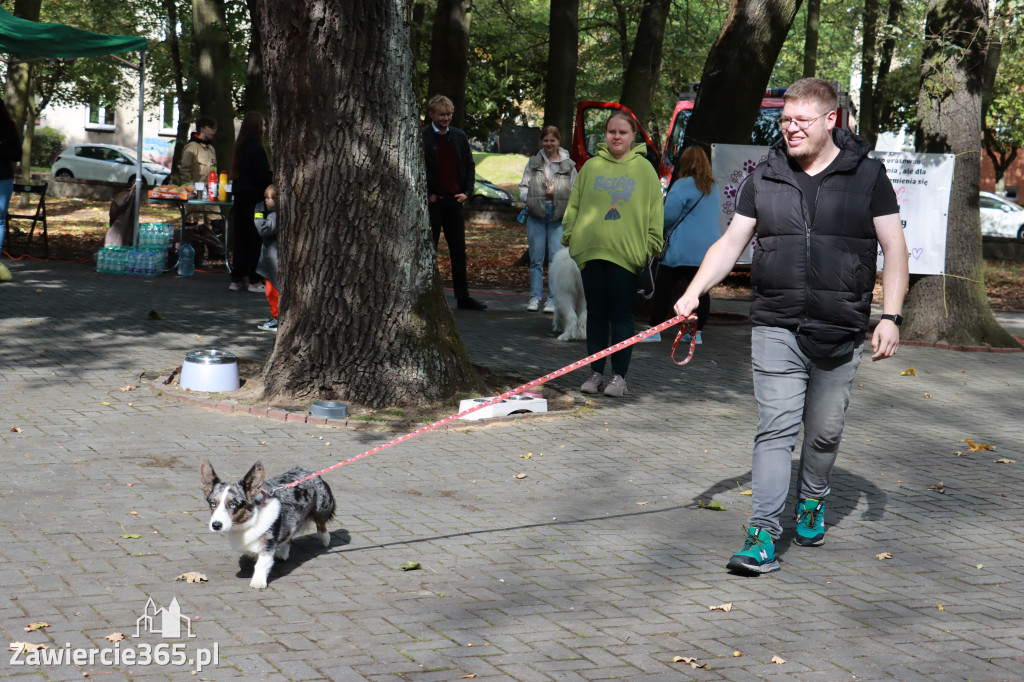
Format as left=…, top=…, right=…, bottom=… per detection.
left=749, top=326, right=862, bottom=538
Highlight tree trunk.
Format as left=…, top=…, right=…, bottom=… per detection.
left=684, top=0, right=803, bottom=152
left=3, top=0, right=42, bottom=175
left=544, top=0, right=579, bottom=140
left=802, top=0, right=820, bottom=77
left=164, top=0, right=196, bottom=180
left=619, top=0, right=672, bottom=130
left=426, top=0, right=470, bottom=129
left=908, top=0, right=1018, bottom=347
left=251, top=0, right=478, bottom=407
left=242, top=0, right=268, bottom=116
left=859, top=0, right=879, bottom=144
left=192, top=0, right=236, bottom=173
left=611, top=0, right=631, bottom=72
left=872, top=0, right=903, bottom=131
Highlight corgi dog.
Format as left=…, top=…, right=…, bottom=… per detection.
left=200, top=460, right=336, bottom=589
left=549, top=248, right=587, bottom=341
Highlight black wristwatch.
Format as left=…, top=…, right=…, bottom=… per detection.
left=880, top=313, right=903, bottom=327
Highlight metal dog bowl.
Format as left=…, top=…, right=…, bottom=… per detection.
left=310, top=401, right=348, bottom=419
left=180, top=349, right=239, bottom=392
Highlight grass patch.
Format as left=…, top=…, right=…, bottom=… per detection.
left=473, top=152, right=529, bottom=186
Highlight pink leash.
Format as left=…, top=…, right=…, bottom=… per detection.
left=276, top=314, right=699, bottom=491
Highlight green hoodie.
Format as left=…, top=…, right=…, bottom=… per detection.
left=561, top=143, right=663, bottom=272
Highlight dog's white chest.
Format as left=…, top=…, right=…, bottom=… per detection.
left=226, top=499, right=281, bottom=555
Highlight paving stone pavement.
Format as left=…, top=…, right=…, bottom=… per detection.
left=1, top=258, right=1023, bottom=681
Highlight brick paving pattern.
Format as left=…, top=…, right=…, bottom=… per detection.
left=1, top=259, right=1023, bottom=681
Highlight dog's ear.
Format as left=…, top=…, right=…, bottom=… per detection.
left=200, top=459, right=219, bottom=494
left=242, top=461, right=265, bottom=497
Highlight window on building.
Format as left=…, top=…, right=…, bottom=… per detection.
left=86, top=96, right=116, bottom=130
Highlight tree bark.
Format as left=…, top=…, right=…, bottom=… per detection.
left=802, top=0, right=820, bottom=77
left=860, top=0, right=879, bottom=144
left=544, top=0, right=579, bottom=140
left=192, top=0, right=236, bottom=172
left=908, top=0, right=1019, bottom=347
left=684, top=0, right=803, bottom=152
left=242, top=0, right=268, bottom=117
left=619, top=0, right=672, bottom=130
left=426, top=0, right=470, bottom=129
left=251, top=0, right=478, bottom=407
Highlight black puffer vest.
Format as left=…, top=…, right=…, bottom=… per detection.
left=748, top=128, right=883, bottom=333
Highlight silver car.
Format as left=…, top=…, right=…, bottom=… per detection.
left=980, top=191, right=1024, bottom=241
left=51, top=143, right=171, bottom=186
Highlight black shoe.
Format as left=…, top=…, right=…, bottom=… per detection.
left=456, top=297, right=487, bottom=311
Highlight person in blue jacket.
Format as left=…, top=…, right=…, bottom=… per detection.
left=647, top=145, right=720, bottom=343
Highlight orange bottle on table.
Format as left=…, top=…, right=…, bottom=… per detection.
left=207, top=168, right=217, bottom=200
left=218, top=172, right=227, bottom=202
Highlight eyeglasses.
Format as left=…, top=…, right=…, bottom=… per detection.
left=777, top=113, right=827, bottom=131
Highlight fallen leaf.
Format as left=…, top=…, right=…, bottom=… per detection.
left=463, top=675, right=477, bottom=679
left=9, top=642, right=47, bottom=652
left=739, top=489, right=752, bottom=496
left=121, top=534, right=141, bottom=539
left=10, top=425, right=22, bottom=433
left=709, top=603, right=733, bottom=612
left=955, top=451, right=967, bottom=457
left=901, top=367, right=917, bottom=376
left=926, top=482, right=945, bottom=493
left=636, top=501, right=649, bottom=506
left=671, top=656, right=708, bottom=669
left=772, top=655, right=786, bottom=664
left=513, top=473, right=527, bottom=479
left=994, top=458, right=1016, bottom=464
left=176, top=572, right=208, bottom=583
left=733, top=650, right=742, bottom=657
left=923, top=393, right=931, bottom=399
left=23, top=623, right=49, bottom=632
left=519, top=453, right=532, bottom=459
left=964, top=439, right=995, bottom=452
left=976, top=564, right=984, bottom=570
left=938, top=604, right=944, bottom=611
left=101, top=402, right=111, bottom=406
left=698, top=500, right=726, bottom=511
left=119, top=385, right=136, bottom=392
left=104, top=632, right=125, bottom=642
left=130, top=511, right=138, bottom=515
left=400, top=561, right=421, bottom=571
left=126, top=483, right=134, bottom=487
left=876, top=552, right=893, bottom=560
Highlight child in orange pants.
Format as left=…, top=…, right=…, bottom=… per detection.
left=254, top=185, right=279, bottom=332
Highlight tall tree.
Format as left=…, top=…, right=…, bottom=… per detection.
left=871, top=0, right=904, bottom=135
left=906, top=0, right=1018, bottom=347
left=250, top=0, right=478, bottom=407
left=859, top=0, right=880, bottom=144
left=3, top=0, right=42, bottom=186
left=242, top=0, right=267, bottom=116
left=802, top=0, right=820, bottom=77
left=619, top=0, right=672, bottom=130
left=683, top=0, right=802, bottom=151
left=545, top=0, right=579, bottom=140
left=192, top=0, right=236, bottom=173
left=426, top=0, right=471, bottom=128
left=160, top=0, right=197, bottom=179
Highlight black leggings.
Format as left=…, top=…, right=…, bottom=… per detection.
left=648, top=264, right=710, bottom=330
left=581, top=259, right=638, bottom=377
left=232, top=190, right=264, bottom=285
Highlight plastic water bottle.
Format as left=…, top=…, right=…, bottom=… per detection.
left=178, top=242, right=195, bottom=276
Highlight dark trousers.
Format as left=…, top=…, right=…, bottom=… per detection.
left=428, top=199, right=469, bottom=300
left=232, top=190, right=264, bottom=285
left=648, top=264, right=710, bottom=330
left=581, top=259, right=638, bottom=377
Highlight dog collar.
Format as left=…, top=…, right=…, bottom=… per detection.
left=253, top=491, right=267, bottom=506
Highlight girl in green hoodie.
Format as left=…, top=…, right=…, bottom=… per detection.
left=561, top=111, right=663, bottom=397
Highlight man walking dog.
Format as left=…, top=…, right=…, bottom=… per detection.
left=674, top=78, right=909, bottom=575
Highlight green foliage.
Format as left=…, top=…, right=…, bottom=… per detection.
left=31, top=127, right=64, bottom=167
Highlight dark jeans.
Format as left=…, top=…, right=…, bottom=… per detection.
left=648, top=264, right=710, bottom=330
left=429, top=198, right=469, bottom=300
left=580, top=259, right=637, bottom=377
left=232, top=190, right=264, bottom=285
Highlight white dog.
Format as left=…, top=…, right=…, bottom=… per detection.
left=548, top=248, right=587, bottom=341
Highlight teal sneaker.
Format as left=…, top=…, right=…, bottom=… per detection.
left=726, top=526, right=780, bottom=575
left=795, top=498, right=825, bottom=546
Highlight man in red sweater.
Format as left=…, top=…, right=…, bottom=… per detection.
left=422, top=95, right=486, bottom=311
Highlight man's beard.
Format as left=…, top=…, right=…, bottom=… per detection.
left=784, top=134, right=827, bottom=161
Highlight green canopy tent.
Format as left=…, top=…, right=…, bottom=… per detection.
left=0, top=7, right=149, bottom=238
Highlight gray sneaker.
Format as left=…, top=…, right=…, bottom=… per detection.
left=603, top=374, right=628, bottom=397
left=580, top=371, right=604, bottom=394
